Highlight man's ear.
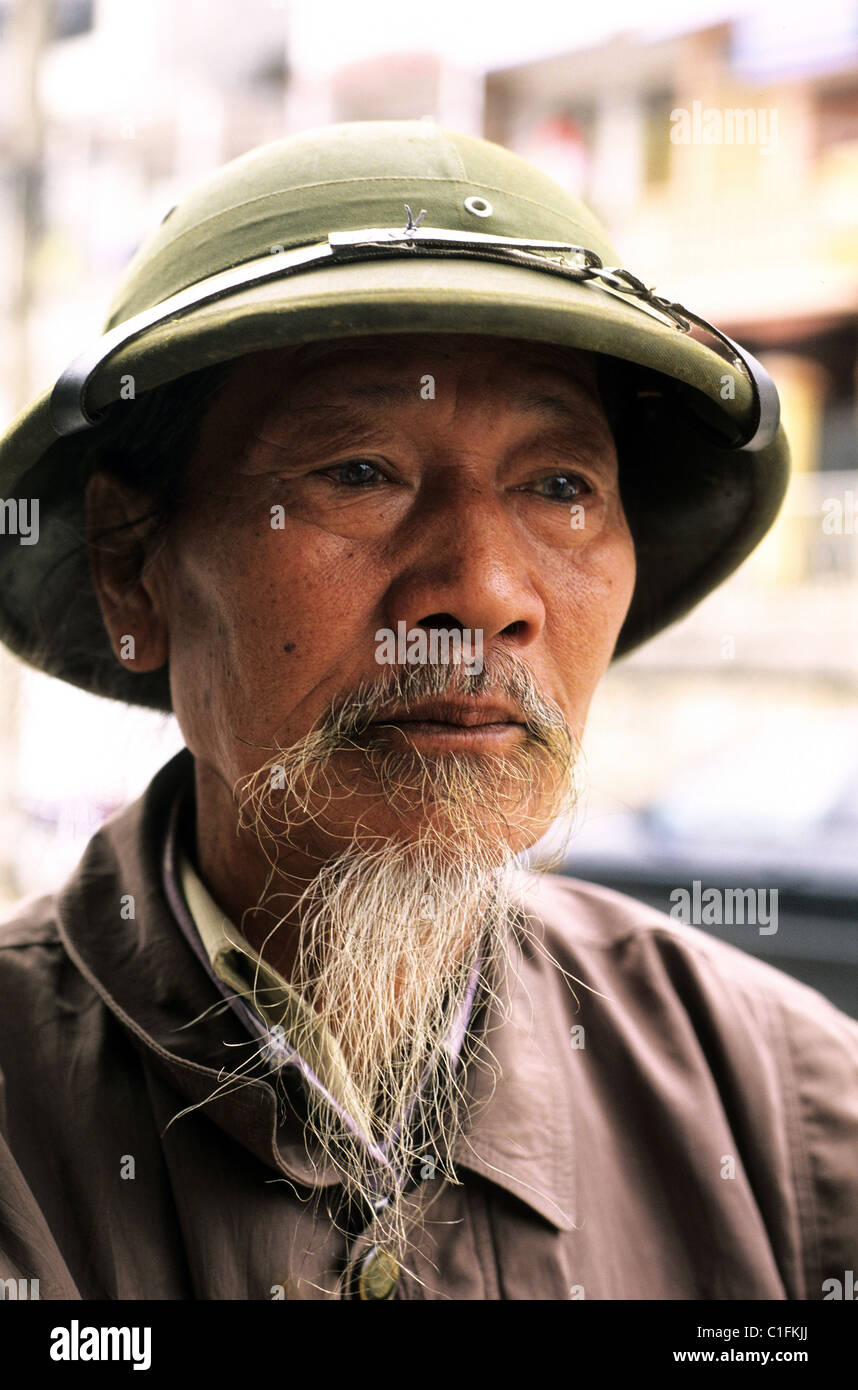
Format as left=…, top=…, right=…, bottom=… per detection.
left=84, top=472, right=170, bottom=674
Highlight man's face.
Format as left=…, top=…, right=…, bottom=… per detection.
left=135, top=332, right=635, bottom=858
left=89, top=331, right=637, bottom=1233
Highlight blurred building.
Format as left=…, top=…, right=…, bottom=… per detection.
left=484, top=17, right=858, bottom=679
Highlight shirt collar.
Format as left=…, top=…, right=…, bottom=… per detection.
left=169, top=802, right=377, bottom=1135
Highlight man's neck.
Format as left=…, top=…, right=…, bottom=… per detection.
left=191, top=756, right=312, bottom=984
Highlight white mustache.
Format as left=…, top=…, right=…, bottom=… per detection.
left=321, top=648, right=569, bottom=750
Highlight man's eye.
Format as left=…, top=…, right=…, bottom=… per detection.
left=534, top=473, right=591, bottom=500
left=323, top=459, right=386, bottom=487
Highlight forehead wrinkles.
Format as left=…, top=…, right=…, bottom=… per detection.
left=249, top=344, right=606, bottom=449
left=257, top=334, right=596, bottom=401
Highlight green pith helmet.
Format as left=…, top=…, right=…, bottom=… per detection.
left=0, top=118, right=789, bottom=712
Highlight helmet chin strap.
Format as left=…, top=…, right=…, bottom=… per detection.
left=49, top=214, right=779, bottom=453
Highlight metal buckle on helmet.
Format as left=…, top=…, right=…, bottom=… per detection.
left=328, top=227, right=779, bottom=452
left=328, top=221, right=601, bottom=263
left=49, top=222, right=779, bottom=452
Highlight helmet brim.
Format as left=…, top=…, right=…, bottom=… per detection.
left=0, top=252, right=789, bottom=710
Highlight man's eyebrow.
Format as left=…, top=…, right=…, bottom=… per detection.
left=254, top=385, right=418, bottom=435
left=514, top=389, right=613, bottom=448
left=250, top=395, right=398, bottom=456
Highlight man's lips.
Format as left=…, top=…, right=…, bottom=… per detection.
left=365, top=699, right=527, bottom=748
left=370, top=699, right=525, bottom=729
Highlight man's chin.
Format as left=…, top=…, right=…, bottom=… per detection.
left=323, top=814, right=541, bottom=866
left=266, top=755, right=560, bottom=864
left=236, top=671, right=580, bottom=870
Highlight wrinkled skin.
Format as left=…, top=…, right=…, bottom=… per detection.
left=86, top=334, right=636, bottom=957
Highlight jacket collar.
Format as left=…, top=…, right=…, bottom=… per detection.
left=54, top=748, right=576, bottom=1231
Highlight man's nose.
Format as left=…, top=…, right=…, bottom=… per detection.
left=380, top=482, right=546, bottom=650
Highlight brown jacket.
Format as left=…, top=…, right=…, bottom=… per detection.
left=1, top=749, right=856, bottom=1300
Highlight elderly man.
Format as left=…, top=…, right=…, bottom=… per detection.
left=0, top=120, right=855, bottom=1303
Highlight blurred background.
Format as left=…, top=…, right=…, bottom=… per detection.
left=0, top=0, right=855, bottom=1013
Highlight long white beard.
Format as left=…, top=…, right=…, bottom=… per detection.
left=231, top=651, right=581, bottom=1264
left=275, top=837, right=511, bottom=1251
